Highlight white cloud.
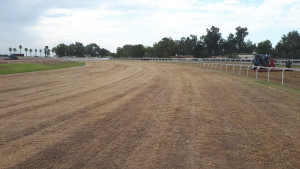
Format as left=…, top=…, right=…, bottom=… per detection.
left=224, top=0, right=240, bottom=4
left=1, top=0, right=300, bottom=54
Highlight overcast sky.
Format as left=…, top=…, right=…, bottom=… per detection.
left=1, top=0, right=299, bottom=54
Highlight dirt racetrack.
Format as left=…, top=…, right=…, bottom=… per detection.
left=0, top=61, right=300, bottom=169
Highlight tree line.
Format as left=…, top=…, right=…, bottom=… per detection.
left=9, top=26, right=299, bottom=59
left=116, top=26, right=300, bottom=59
left=8, top=45, right=50, bottom=57
left=53, top=42, right=110, bottom=57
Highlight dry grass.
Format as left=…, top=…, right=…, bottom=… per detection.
left=0, top=61, right=299, bottom=169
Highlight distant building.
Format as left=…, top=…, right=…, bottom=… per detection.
left=238, top=53, right=254, bottom=60
left=171, top=55, right=194, bottom=58
left=13, top=54, right=24, bottom=57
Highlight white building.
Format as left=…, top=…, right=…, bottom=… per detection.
left=238, top=53, right=254, bottom=60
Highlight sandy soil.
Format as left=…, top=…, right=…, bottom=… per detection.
left=0, top=61, right=300, bottom=169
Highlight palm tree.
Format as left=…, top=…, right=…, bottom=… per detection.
left=44, top=46, right=49, bottom=57
left=19, top=45, right=22, bottom=54
left=35, top=49, right=37, bottom=56
left=25, top=48, right=28, bottom=56
left=39, top=49, right=42, bottom=57
left=9, top=47, right=12, bottom=54
left=29, top=49, right=32, bottom=56
left=13, top=48, right=17, bottom=54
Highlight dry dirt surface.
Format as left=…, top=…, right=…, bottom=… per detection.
left=0, top=61, right=300, bottom=169
left=187, top=62, right=300, bottom=90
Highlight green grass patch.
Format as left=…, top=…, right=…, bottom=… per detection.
left=0, top=61, right=85, bottom=75
left=255, top=79, right=300, bottom=94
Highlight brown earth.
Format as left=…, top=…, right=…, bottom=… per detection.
left=185, top=62, right=300, bottom=90
left=0, top=61, right=300, bottom=169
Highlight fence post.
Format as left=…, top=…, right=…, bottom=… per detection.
left=268, top=68, right=272, bottom=82
left=247, top=66, right=250, bottom=78
left=282, top=68, right=287, bottom=85
left=239, top=65, right=242, bottom=75
left=256, top=67, right=260, bottom=79
left=233, top=65, right=235, bottom=74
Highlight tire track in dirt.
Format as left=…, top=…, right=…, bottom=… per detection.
left=0, top=63, right=156, bottom=146
left=0, top=61, right=108, bottom=98
left=7, top=64, right=175, bottom=169
left=1, top=84, right=143, bottom=145
left=0, top=82, right=56, bottom=94
left=0, top=63, right=144, bottom=118
left=179, top=66, right=300, bottom=168
left=1, top=62, right=161, bottom=168
left=0, top=62, right=128, bottom=108
left=1, top=61, right=300, bottom=169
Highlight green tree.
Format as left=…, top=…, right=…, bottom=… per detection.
left=153, top=37, right=178, bottom=58
left=244, top=40, right=256, bottom=53
left=235, top=26, right=249, bottom=53
left=132, top=44, right=145, bottom=58
left=39, top=49, right=42, bottom=57
left=193, top=44, right=206, bottom=58
left=275, top=30, right=300, bottom=58
left=74, top=42, right=85, bottom=57
left=224, top=33, right=237, bottom=54
left=85, top=43, right=100, bottom=57
left=35, top=49, right=37, bottom=56
left=116, top=45, right=135, bottom=58
left=144, top=46, right=154, bottom=57
left=9, top=47, right=12, bottom=54
left=204, top=26, right=222, bottom=56
left=99, top=48, right=110, bottom=57
left=116, top=47, right=124, bottom=58
left=19, top=45, right=22, bottom=54
left=67, top=43, right=76, bottom=56
left=176, top=34, right=198, bottom=56
left=13, top=48, right=17, bottom=54
left=54, top=43, right=69, bottom=57
left=256, top=40, right=273, bottom=54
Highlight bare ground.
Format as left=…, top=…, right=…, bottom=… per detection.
left=0, top=61, right=300, bottom=169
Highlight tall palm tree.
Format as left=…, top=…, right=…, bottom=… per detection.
left=29, top=49, right=32, bottom=56
left=39, top=49, right=42, bottom=57
left=35, top=49, right=37, bottom=56
left=19, top=45, right=22, bottom=54
left=44, top=46, right=49, bottom=57
left=9, top=47, right=12, bottom=54
left=13, top=48, right=17, bottom=54
left=25, top=48, right=28, bottom=56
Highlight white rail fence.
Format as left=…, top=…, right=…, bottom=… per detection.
left=117, top=57, right=300, bottom=65
left=118, top=58, right=300, bottom=87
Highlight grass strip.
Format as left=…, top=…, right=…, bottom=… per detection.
left=255, top=79, right=300, bottom=94
left=0, top=61, right=85, bottom=75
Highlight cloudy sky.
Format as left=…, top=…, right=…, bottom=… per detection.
left=0, top=0, right=299, bottom=54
